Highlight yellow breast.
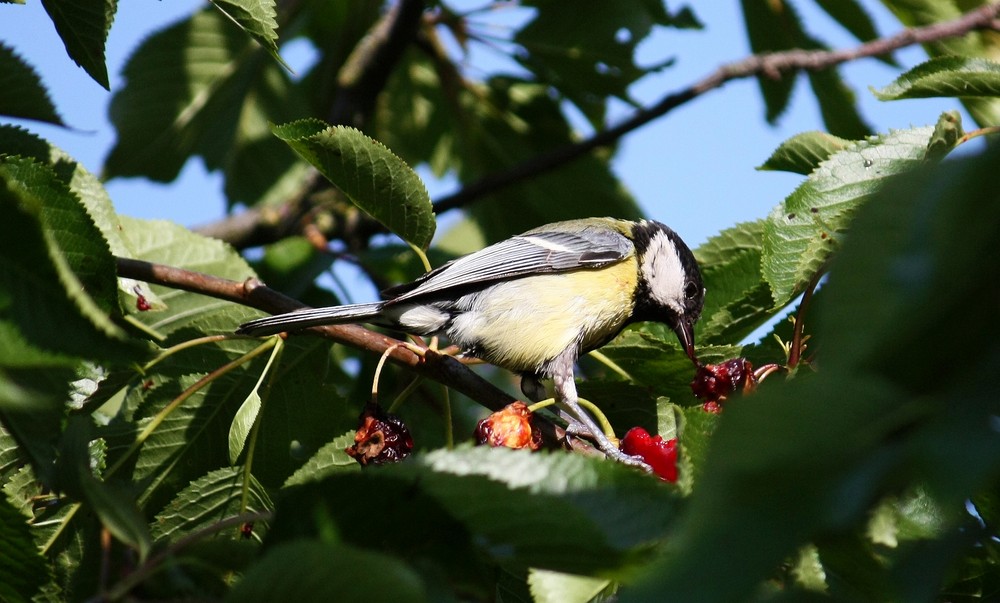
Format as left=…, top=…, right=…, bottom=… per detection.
left=447, top=259, right=639, bottom=373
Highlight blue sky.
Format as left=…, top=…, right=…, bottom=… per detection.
left=3, top=1, right=973, bottom=251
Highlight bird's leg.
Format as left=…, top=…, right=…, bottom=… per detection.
left=521, top=374, right=599, bottom=436
left=549, top=351, right=651, bottom=471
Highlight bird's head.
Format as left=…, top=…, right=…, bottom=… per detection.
left=630, top=220, right=705, bottom=363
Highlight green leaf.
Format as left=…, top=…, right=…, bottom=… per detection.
left=923, top=110, right=964, bottom=162
left=228, top=341, right=281, bottom=464
left=114, top=216, right=257, bottom=337
left=2, top=157, right=121, bottom=318
left=0, top=125, right=163, bottom=308
left=815, top=135, right=1000, bottom=391
left=414, top=446, right=681, bottom=563
left=282, top=431, right=358, bottom=488
left=515, top=0, right=692, bottom=126
left=273, top=447, right=681, bottom=579
left=151, top=467, right=273, bottom=541
left=229, top=390, right=262, bottom=465
left=209, top=0, right=288, bottom=70
left=694, top=221, right=775, bottom=345
left=105, top=8, right=305, bottom=186
left=599, top=332, right=740, bottom=409
left=79, top=473, right=152, bottom=560
left=813, top=0, right=881, bottom=45
left=0, top=42, right=64, bottom=125
left=0, top=157, right=137, bottom=364
left=0, top=494, right=50, bottom=603
left=879, top=0, right=1000, bottom=128
left=675, top=403, right=720, bottom=494
left=528, top=568, right=610, bottom=603
left=626, top=375, right=909, bottom=603
left=598, top=331, right=698, bottom=398
left=271, top=119, right=435, bottom=249
left=226, top=541, right=427, bottom=602
left=459, top=80, right=643, bottom=242
left=761, top=124, right=937, bottom=307
left=40, top=0, right=115, bottom=89
left=625, top=138, right=1000, bottom=603
left=102, top=209, right=349, bottom=500
left=739, top=0, right=804, bottom=123
left=873, top=56, right=1000, bottom=101
left=694, top=219, right=766, bottom=266
left=757, top=131, right=851, bottom=175
left=0, top=371, right=70, bottom=489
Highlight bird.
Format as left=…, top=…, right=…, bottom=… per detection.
left=237, top=217, right=705, bottom=468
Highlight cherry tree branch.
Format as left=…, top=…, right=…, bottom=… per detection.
left=194, top=1, right=1000, bottom=247
left=433, top=1, right=1000, bottom=212
left=117, top=256, right=588, bottom=449
left=117, top=257, right=515, bottom=408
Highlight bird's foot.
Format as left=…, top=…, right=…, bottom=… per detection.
left=564, top=419, right=651, bottom=472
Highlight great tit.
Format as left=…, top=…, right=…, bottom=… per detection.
left=237, top=217, right=705, bottom=467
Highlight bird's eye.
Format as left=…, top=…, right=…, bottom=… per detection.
left=684, top=281, right=700, bottom=300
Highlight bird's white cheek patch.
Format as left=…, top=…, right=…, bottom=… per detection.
left=641, top=231, right=686, bottom=308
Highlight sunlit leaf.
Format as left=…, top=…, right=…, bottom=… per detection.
left=879, top=0, right=1000, bottom=127
left=757, top=131, right=851, bottom=174
left=761, top=124, right=938, bottom=307
left=209, top=0, right=288, bottom=70
left=229, top=340, right=281, bottom=464
left=0, top=125, right=163, bottom=308
left=282, top=432, right=358, bottom=488
left=873, top=56, right=1000, bottom=101
left=274, top=446, right=681, bottom=578
left=0, top=157, right=137, bottom=364
left=625, top=139, right=1000, bottom=603
left=272, top=119, right=435, bottom=249
left=528, top=568, right=610, bottom=603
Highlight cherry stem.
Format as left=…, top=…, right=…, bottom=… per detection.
left=789, top=271, right=822, bottom=368
left=753, top=363, right=783, bottom=383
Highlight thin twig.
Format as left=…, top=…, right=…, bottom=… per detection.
left=788, top=271, right=823, bottom=369
left=194, top=1, right=1000, bottom=247
left=115, top=257, right=587, bottom=450
left=115, top=257, right=517, bottom=412
left=433, top=1, right=1000, bottom=213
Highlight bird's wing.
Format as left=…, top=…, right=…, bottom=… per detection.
left=384, top=227, right=633, bottom=302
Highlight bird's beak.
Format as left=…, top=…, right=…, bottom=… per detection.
left=672, top=317, right=698, bottom=364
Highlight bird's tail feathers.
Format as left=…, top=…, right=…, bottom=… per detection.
left=236, top=302, right=384, bottom=336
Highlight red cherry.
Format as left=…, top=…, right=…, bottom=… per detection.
left=620, top=427, right=678, bottom=483
left=690, top=357, right=756, bottom=409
